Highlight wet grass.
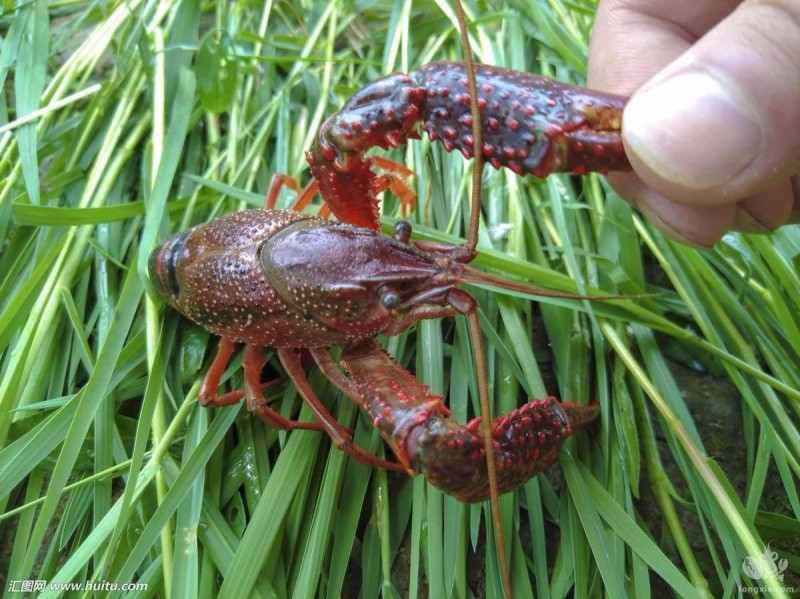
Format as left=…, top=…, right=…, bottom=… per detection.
left=0, top=1, right=798, bottom=597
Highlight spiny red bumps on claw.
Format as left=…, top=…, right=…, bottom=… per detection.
left=408, top=397, right=599, bottom=503
left=414, top=62, right=629, bottom=178
left=306, top=145, right=381, bottom=230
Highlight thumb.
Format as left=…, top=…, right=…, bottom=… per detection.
left=622, top=0, right=800, bottom=207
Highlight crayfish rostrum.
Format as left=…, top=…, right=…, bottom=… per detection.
left=149, top=207, right=600, bottom=502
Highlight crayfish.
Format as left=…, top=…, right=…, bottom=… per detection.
left=149, top=35, right=631, bottom=598
left=149, top=63, right=629, bottom=500
left=149, top=207, right=603, bottom=501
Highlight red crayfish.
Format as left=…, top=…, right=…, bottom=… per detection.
left=149, top=64, right=628, bottom=501
left=149, top=207, right=602, bottom=502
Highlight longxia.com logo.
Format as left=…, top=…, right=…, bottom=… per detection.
left=742, top=544, right=789, bottom=581
left=739, top=543, right=795, bottom=595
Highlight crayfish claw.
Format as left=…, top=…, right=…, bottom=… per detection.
left=317, top=73, right=426, bottom=156
left=306, top=73, right=428, bottom=230
left=341, top=339, right=599, bottom=503
left=308, top=61, right=631, bottom=228
left=558, top=128, right=628, bottom=175
left=409, top=397, right=598, bottom=503
left=560, top=400, right=601, bottom=433
left=412, top=61, right=630, bottom=179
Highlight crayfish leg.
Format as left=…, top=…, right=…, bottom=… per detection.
left=198, top=338, right=286, bottom=408
left=264, top=173, right=320, bottom=213
left=278, top=347, right=406, bottom=472
left=308, top=347, right=360, bottom=402
left=198, top=338, right=237, bottom=406
left=370, top=156, right=417, bottom=217
left=242, top=344, right=325, bottom=432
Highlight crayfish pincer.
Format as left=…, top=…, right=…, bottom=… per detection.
left=307, top=61, right=630, bottom=229
left=342, top=339, right=598, bottom=502
left=149, top=208, right=599, bottom=501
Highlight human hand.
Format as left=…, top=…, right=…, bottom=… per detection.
left=588, top=0, right=800, bottom=247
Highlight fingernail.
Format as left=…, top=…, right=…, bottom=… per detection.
left=624, top=67, right=763, bottom=189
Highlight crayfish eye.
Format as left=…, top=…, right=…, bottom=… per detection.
left=379, top=286, right=401, bottom=310
left=393, top=221, right=413, bottom=243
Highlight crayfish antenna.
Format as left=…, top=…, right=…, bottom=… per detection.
left=457, top=263, right=641, bottom=302
left=452, top=0, right=512, bottom=596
